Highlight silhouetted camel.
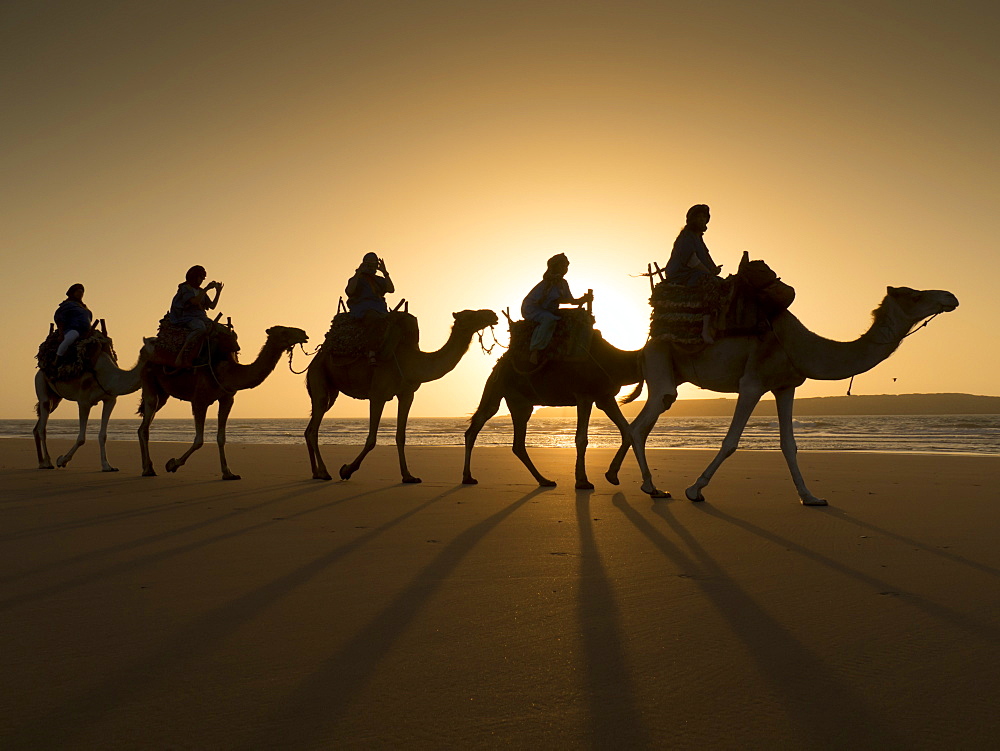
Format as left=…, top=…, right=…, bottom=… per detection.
left=625, top=286, right=959, bottom=504
left=34, top=329, right=148, bottom=472
left=463, top=331, right=640, bottom=489
left=305, top=309, right=498, bottom=483
left=138, top=325, right=308, bottom=479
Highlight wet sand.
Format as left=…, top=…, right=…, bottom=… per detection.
left=2, top=437, right=999, bottom=749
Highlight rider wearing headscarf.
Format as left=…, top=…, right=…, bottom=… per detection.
left=521, top=253, right=592, bottom=362
left=663, top=204, right=724, bottom=343
left=167, top=265, right=224, bottom=366
left=346, top=252, right=395, bottom=319
left=54, top=283, right=93, bottom=357
left=345, top=252, right=397, bottom=364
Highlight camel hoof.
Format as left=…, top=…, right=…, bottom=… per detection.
left=801, top=497, right=828, bottom=506
left=339, top=464, right=353, bottom=480
left=685, top=487, right=705, bottom=502
left=604, top=471, right=620, bottom=486
left=165, top=458, right=180, bottom=473
left=402, top=476, right=422, bottom=484
left=102, top=467, right=120, bottom=473
left=645, top=488, right=671, bottom=499
left=539, top=479, right=557, bottom=487
left=313, top=472, right=332, bottom=481
left=462, top=476, right=479, bottom=485
left=56, top=456, right=69, bottom=468
left=576, top=481, right=595, bottom=490
left=39, top=464, right=55, bottom=470
left=142, top=468, right=157, bottom=477
left=223, top=474, right=242, bottom=481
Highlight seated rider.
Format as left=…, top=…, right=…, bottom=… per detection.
left=346, top=252, right=395, bottom=364
left=167, top=265, right=223, bottom=366
left=54, top=283, right=94, bottom=360
left=521, top=253, right=593, bottom=363
left=664, top=204, right=723, bottom=343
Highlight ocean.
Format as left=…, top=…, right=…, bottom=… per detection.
left=7, top=414, right=1000, bottom=455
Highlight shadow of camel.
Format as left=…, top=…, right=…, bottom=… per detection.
left=614, top=493, right=906, bottom=748
left=1, top=485, right=457, bottom=748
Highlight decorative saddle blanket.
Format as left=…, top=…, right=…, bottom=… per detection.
left=319, top=311, right=419, bottom=360
left=507, top=308, right=596, bottom=361
left=36, top=329, right=116, bottom=381
left=649, top=253, right=795, bottom=347
left=145, top=317, right=240, bottom=367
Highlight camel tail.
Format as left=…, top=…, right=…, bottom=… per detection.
left=619, top=380, right=644, bottom=405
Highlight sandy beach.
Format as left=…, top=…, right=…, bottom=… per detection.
left=2, top=437, right=999, bottom=749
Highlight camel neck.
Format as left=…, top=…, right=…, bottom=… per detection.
left=770, top=300, right=914, bottom=381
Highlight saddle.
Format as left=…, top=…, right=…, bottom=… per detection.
left=145, top=316, right=241, bottom=368
left=319, top=310, right=419, bottom=361
left=36, top=326, right=116, bottom=381
left=649, top=252, right=795, bottom=348
left=508, top=308, right=596, bottom=362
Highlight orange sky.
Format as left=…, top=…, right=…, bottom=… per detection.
left=4, top=1, right=997, bottom=419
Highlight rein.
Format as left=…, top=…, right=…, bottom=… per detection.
left=288, top=342, right=321, bottom=375
left=845, top=312, right=940, bottom=395
left=902, top=313, right=940, bottom=338
left=477, top=325, right=505, bottom=355
left=205, top=338, right=238, bottom=396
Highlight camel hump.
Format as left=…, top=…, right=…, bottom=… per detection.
left=508, top=308, right=595, bottom=362
left=36, top=329, right=114, bottom=380
left=146, top=317, right=240, bottom=367
left=734, top=256, right=795, bottom=314
left=320, top=310, right=419, bottom=360
left=648, top=253, right=797, bottom=347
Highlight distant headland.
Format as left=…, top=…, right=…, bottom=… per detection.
left=535, top=393, right=1000, bottom=418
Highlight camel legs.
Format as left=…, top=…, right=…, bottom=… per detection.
left=685, top=388, right=764, bottom=502
left=574, top=401, right=595, bottom=489
left=95, top=397, right=119, bottom=471
left=597, top=394, right=632, bottom=486
left=33, top=378, right=59, bottom=469
left=137, top=391, right=161, bottom=477
left=774, top=386, right=826, bottom=506
left=510, top=402, right=556, bottom=487
left=628, top=380, right=677, bottom=499
left=215, top=396, right=240, bottom=480
left=340, top=399, right=387, bottom=480
left=165, top=402, right=209, bottom=475
left=305, top=387, right=339, bottom=481
left=54, top=399, right=108, bottom=471
left=462, top=377, right=504, bottom=485
left=395, top=390, right=421, bottom=484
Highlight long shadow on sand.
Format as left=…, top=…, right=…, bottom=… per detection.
left=824, top=508, right=1000, bottom=578
left=261, top=487, right=549, bottom=748
left=697, top=504, right=1000, bottom=644
left=575, top=493, right=652, bottom=748
left=614, top=493, right=906, bottom=749
left=0, top=476, right=312, bottom=547
left=0, top=479, right=341, bottom=587
left=2, top=486, right=460, bottom=748
left=0, top=481, right=409, bottom=612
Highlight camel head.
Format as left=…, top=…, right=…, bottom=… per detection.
left=884, top=287, right=959, bottom=322
left=453, top=309, right=500, bottom=333
left=265, top=326, right=310, bottom=351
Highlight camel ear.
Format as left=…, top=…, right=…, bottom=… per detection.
left=887, top=286, right=898, bottom=296
left=452, top=312, right=458, bottom=320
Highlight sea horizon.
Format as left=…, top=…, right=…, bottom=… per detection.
left=10, top=414, right=1000, bottom=456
